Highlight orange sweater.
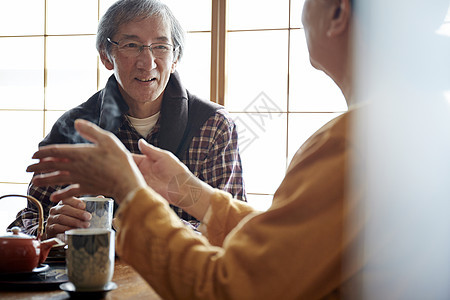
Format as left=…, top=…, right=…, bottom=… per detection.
left=115, top=111, right=364, bottom=299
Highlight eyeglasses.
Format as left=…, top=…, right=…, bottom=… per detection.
left=107, top=38, right=177, bottom=59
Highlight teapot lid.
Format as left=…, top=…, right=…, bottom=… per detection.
left=0, top=227, right=34, bottom=239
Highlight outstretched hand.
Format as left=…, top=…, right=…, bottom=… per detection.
left=27, top=119, right=147, bottom=203
left=133, top=140, right=201, bottom=205
left=132, top=140, right=187, bottom=198
left=27, top=119, right=214, bottom=220
left=133, top=140, right=214, bottom=220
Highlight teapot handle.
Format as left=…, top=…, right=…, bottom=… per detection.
left=0, top=194, right=44, bottom=240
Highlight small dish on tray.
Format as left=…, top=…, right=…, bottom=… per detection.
left=0, top=262, right=68, bottom=289
left=60, top=281, right=117, bottom=299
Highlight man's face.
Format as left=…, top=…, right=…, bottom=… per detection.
left=301, top=0, right=328, bottom=70
left=106, top=15, right=177, bottom=109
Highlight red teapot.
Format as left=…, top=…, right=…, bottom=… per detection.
left=0, top=194, right=63, bottom=273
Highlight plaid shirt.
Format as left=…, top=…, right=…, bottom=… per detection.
left=9, top=75, right=246, bottom=236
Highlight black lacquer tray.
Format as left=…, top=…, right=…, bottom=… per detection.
left=0, top=262, right=68, bottom=290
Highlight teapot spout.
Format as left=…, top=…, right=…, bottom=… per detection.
left=39, top=238, right=65, bottom=264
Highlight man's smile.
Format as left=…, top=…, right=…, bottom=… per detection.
left=136, top=77, right=156, bottom=83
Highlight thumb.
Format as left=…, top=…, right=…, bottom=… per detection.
left=138, top=139, right=164, bottom=159
left=132, top=153, right=145, bottom=165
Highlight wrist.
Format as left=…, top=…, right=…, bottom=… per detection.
left=167, top=174, right=214, bottom=221
left=114, top=172, right=147, bottom=204
left=190, top=181, right=214, bottom=221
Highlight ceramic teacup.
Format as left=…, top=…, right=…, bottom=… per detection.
left=81, top=197, right=114, bottom=229
left=65, top=228, right=115, bottom=291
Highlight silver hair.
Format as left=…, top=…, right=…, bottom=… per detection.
left=96, top=0, right=185, bottom=61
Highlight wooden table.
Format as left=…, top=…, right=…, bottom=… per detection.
left=0, top=258, right=162, bottom=299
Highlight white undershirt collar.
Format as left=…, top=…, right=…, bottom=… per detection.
left=126, top=112, right=160, bottom=137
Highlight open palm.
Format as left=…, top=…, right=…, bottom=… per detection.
left=133, top=140, right=194, bottom=202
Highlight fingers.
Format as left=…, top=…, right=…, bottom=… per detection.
left=45, top=223, right=75, bottom=239
left=31, top=171, right=73, bottom=187
left=55, top=197, right=86, bottom=210
left=26, top=119, right=138, bottom=201
left=28, top=119, right=114, bottom=164
left=138, top=139, right=164, bottom=159
left=50, top=185, right=83, bottom=203
left=30, top=144, right=90, bottom=162
left=75, top=119, right=122, bottom=149
left=138, top=139, right=179, bottom=163
left=74, top=119, right=104, bottom=145
left=45, top=197, right=91, bottom=238
left=31, top=170, right=92, bottom=201
left=132, top=153, right=146, bottom=165
left=26, top=157, right=67, bottom=173
left=138, top=139, right=182, bottom=168
left=46, top=216, right=90, bottom=238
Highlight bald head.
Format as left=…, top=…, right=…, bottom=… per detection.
left=301, top=0, right=353, bottom=101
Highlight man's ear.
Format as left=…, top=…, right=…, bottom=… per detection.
left=327, top=0, right=351, bottom=37
left=100, top=51, right=114, bottom=70
left=170, top=55, right=178, bottom=73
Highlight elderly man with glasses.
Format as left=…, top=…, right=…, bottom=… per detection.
left=9, top=0, right=246, bottom=239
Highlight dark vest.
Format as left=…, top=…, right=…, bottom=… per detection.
left=159, top=91, right=222, bottom=160
left=157, top=72, right=222, bottom=160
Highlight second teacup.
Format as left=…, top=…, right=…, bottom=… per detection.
left=81, top=197, right=114, bottom=229
left=65, top=228, right=115, bottom=291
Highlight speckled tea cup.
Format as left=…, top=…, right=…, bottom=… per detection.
left=81, top=197, right=114, bottom=229
left=65, top=228, right=115, bottom=291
